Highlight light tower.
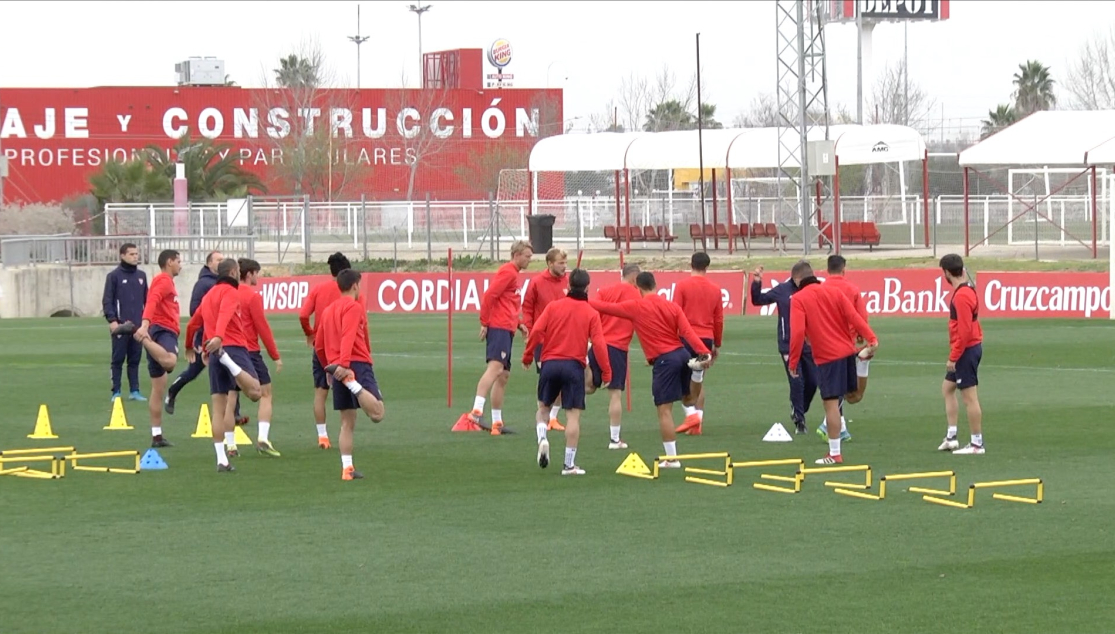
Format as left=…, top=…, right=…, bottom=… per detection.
left=348, top=5, right=370, bottom=89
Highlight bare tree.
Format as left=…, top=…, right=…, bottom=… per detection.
left=1065, top=28, right=1115, bottom=109
left=616, top=72, right=652, bottom=133
left=733, top=92, right=850, bottom=128
left=867, top=59, right=936, bottom=128
left=453, top=143, right=530, bottom=197
left=385, top=76, right=455, bottom=202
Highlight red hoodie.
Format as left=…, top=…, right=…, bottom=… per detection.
left=788, top=278, right=877, bottom=370
left=142, top=272, right=181, bottom=335
left=315, top=295, right=373, bottom=368
left=186, top=278, right=248, bottom=349
left=479, top=262, right=524, bottom=332
left=672, top=275, right=725, bottom=347
left=594, top=282, right=641, bottom=351
left=824, top=274, right=869, bottom=342
left=948, top=283, right=983, bottom=362
left=522, top=295, right=611, bottom=384
left=238, top=284, right=280, bottom=359
left=590, top=293, right=710, bottom=362
left=521, top=271, right=569, bottom=330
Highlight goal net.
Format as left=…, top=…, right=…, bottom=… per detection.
left=1007, top=167, right=1108, bottom=247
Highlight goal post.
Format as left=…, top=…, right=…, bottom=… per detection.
left=1006, top=167, right=1106, bottom=247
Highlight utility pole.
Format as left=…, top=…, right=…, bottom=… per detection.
left=408, top=3, right=432, bottom=88
left=348, top=4, right=370, bottom=90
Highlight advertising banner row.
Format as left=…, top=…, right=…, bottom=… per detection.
left=255, top=269, right=1112, bottom=320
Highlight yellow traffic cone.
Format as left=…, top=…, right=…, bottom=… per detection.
left=191, top=404, right=212, bottom=438
left=28, top=404, right=59, bottom=439
left=103, top=397, right=134, bottom=430
left=233, top=425, right=252, bottom=446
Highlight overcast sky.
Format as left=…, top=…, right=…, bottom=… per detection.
left=1, top=0, right=1109, bottom=139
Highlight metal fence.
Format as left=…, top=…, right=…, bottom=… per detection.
left=0, top=235, right=255, bottom=268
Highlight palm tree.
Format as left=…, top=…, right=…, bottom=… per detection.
left=1012, top=60, right=1057, bottom=117
left=644, top=100, right=694, bottom=132
left=143, top=136, right=266, bottom=201
left=697, top=103, right=723, bottom=130
left=981, top=104, right=1018, bottom=139
left=273, top=54, right=320, bottom=89
left=89, top=158, right=173, bottom=204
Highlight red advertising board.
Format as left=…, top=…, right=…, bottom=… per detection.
left=0, top=86, right=562, bottom=204
left=255, top=269, right=1111, bottom=319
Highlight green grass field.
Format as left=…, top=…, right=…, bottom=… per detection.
left=1, top=313, right=1113, bottom=634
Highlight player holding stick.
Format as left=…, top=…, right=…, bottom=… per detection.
left=521, top=247, right=570, bottom=431
left=585, top=263, right=641, bottom=449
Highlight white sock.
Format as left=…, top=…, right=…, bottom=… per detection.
left=214, top=442, right=228, bottom=466
left=683, top=405, right=697, bottom=416
left=549, top=405, right=561, bottom=420
left=536, top=422, right=548, bottom=443
left=316, top=423, right=328, bottom=437
left=225, top=431, right=235, bottom=445
left=664, top=440, right=677, bottom=457
left=564, top=447, right=577, bottom=467
left=610, top=425, right=621, bottom=442
left=345, top=379, right=363, bottom=395
left=472, top=395, right=486, bottom=414
left=151, top=426, right=162, bottom=437
left=341, top=454, right=353, bottom=469
left=218, top=352, right=242, bottom=376
left=972, top=433, right=983, bottom=447
left=947, top=425, right=957, bottom=439
left=829, top=438, right=842, bottom=456
left=492, top=409, right=503, bottom=423
left=840, top=416, right=847, bottom=433
left=691, top=369, right=704, bottom=383
left=697, top=410, right=705, bottom=422
left=258, top=421, right=270, bottom=443
left=856, top=358, right=870, bottom=377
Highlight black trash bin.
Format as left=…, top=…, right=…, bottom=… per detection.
left=527, top=214, right=556, bottom=253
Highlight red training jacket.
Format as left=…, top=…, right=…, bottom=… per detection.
left=299, top=280, right=342, bottom=337
left=316, top=295, right=373, bottom=369
left=590, top=293, right=710, bottom=362
left=522, top=296, right=612, bottom=384
left=142, top=272, right=181, bottom=335
left=480, top=262, right=524, bottom=332
left=595, top=282, right=641, bottom=351
left=788, top=279, right=877, bottom=369
left=948, top=283, right=983, bottom=362
left=824, top=274, right=869, bottom=342
left=186, top=278, right=248, bottom=349
left=238, top=284, right=280, bottom=359
left=672, top=275, right=725, bottom=347
left=521, top=271, right=568, bottom=330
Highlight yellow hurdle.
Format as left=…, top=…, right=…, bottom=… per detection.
left=0, top=446, right=75, bottom=458
left=675, top=453, right=733, bottom=488
left=878, top=470, right=957, bottom=500
left=973, top=478, right=1043, bottom=505
left=67, top=451, right=141, bottom=475
left=0, top=453, right=66, bottom=479
left=800, top=464, right=873, bottom=491
left=730, top=458, right=805, bottom=494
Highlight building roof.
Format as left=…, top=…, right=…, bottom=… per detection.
left=527, top=124, right=927, bottom=172
left=959, top=110, right=1115, bottom=167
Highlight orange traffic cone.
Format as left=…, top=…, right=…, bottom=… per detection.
left=451, top=412, right=483, bottom=432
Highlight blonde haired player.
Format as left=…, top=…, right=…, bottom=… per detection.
left=521, top=247, right=570, bottom=431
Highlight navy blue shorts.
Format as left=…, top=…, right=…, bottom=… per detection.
left=312, top=352, right=329, bottom=390
left=651, top=348, right=693, bottom=406
left=146, top=325, right=179, bottom=378
left=683, top=337, right=716, bottom=357
left=589, top=345, right=628, bottom=391
left=537, top=359, right=587, bottom=410
left=946, top=343, right=982, bottom=389
left=485, top=327, right=515, bottom=371
left=249, top=351, right=272, bottom=386
left=332, top=361, right=383, bottom=411
left=817, top=354, right=858, bottom=400
left=208, top=345, right=257, bottom=395
left=533, top=344, right=543, bottom=374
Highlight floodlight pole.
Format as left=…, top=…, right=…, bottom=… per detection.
left=348, top=5, right=370, bottom=90
left=408, top=3, right=432, bottom=88
left=696, top=32, right=708, bottom=251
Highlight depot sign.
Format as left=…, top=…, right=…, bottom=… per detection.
left=255, top=269, right=1111, bottom=319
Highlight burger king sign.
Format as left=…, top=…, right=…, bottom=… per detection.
left=487, top=38, right=513, bottom=69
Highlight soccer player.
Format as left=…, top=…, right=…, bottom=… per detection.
left=238, top=258, right=283, bottom=457
left=184, top=258, right=263, bottom=472
left=522, top=269, right=610, bottom=475
left=750, top=263, right=817, bottom=435
left=787, top=261, right=878, bottom=465
left=165, top=251, right=245, bottom=425
left=299, top=252, right=353, bottom=449
left=937, top=254, right=985, bottom=455
left=815, top=255, right=869, bottom=442
left=102, top=242, right=147, bottom=402
left=672, top=252, right=724, bottom=436
left=316, top=269, right=386, bottom=481
left=590, top=272, right=712, bottom=468
left=586, top=263, right=642, bottom=449
left=521, top=247, right=570, bottom=431
left=127, top=249, right=183, bottom=448
left=453, top=240, right=534, bottom=436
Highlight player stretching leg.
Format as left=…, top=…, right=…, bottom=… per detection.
left=590, top=272, right=712, bottom=468
left=816, top=255, right=868, bottom=442
left=318, top=270, right=386, bottom=480
left=453, top=240, right=533, bottom=435
left=523, top=269, right=611, bottom=475
left=937, top=254, right=985, bottom=454
left=237, top=259, right=283, bottom=457
left=522, top=247, right=570, bottom=431
left=299, top=252, right=354, bottom=449
left=125, top=250, right=183, bottom=448
left=186, top=259, right=263, bottom=471
left=787, top=262, right=877, bottom=466
left=673, top=252, right=724, bottom=436
left=585, top=263, right=641, bottom=449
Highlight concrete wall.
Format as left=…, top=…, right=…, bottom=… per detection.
left=0, top=264, right=200, bottom=319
